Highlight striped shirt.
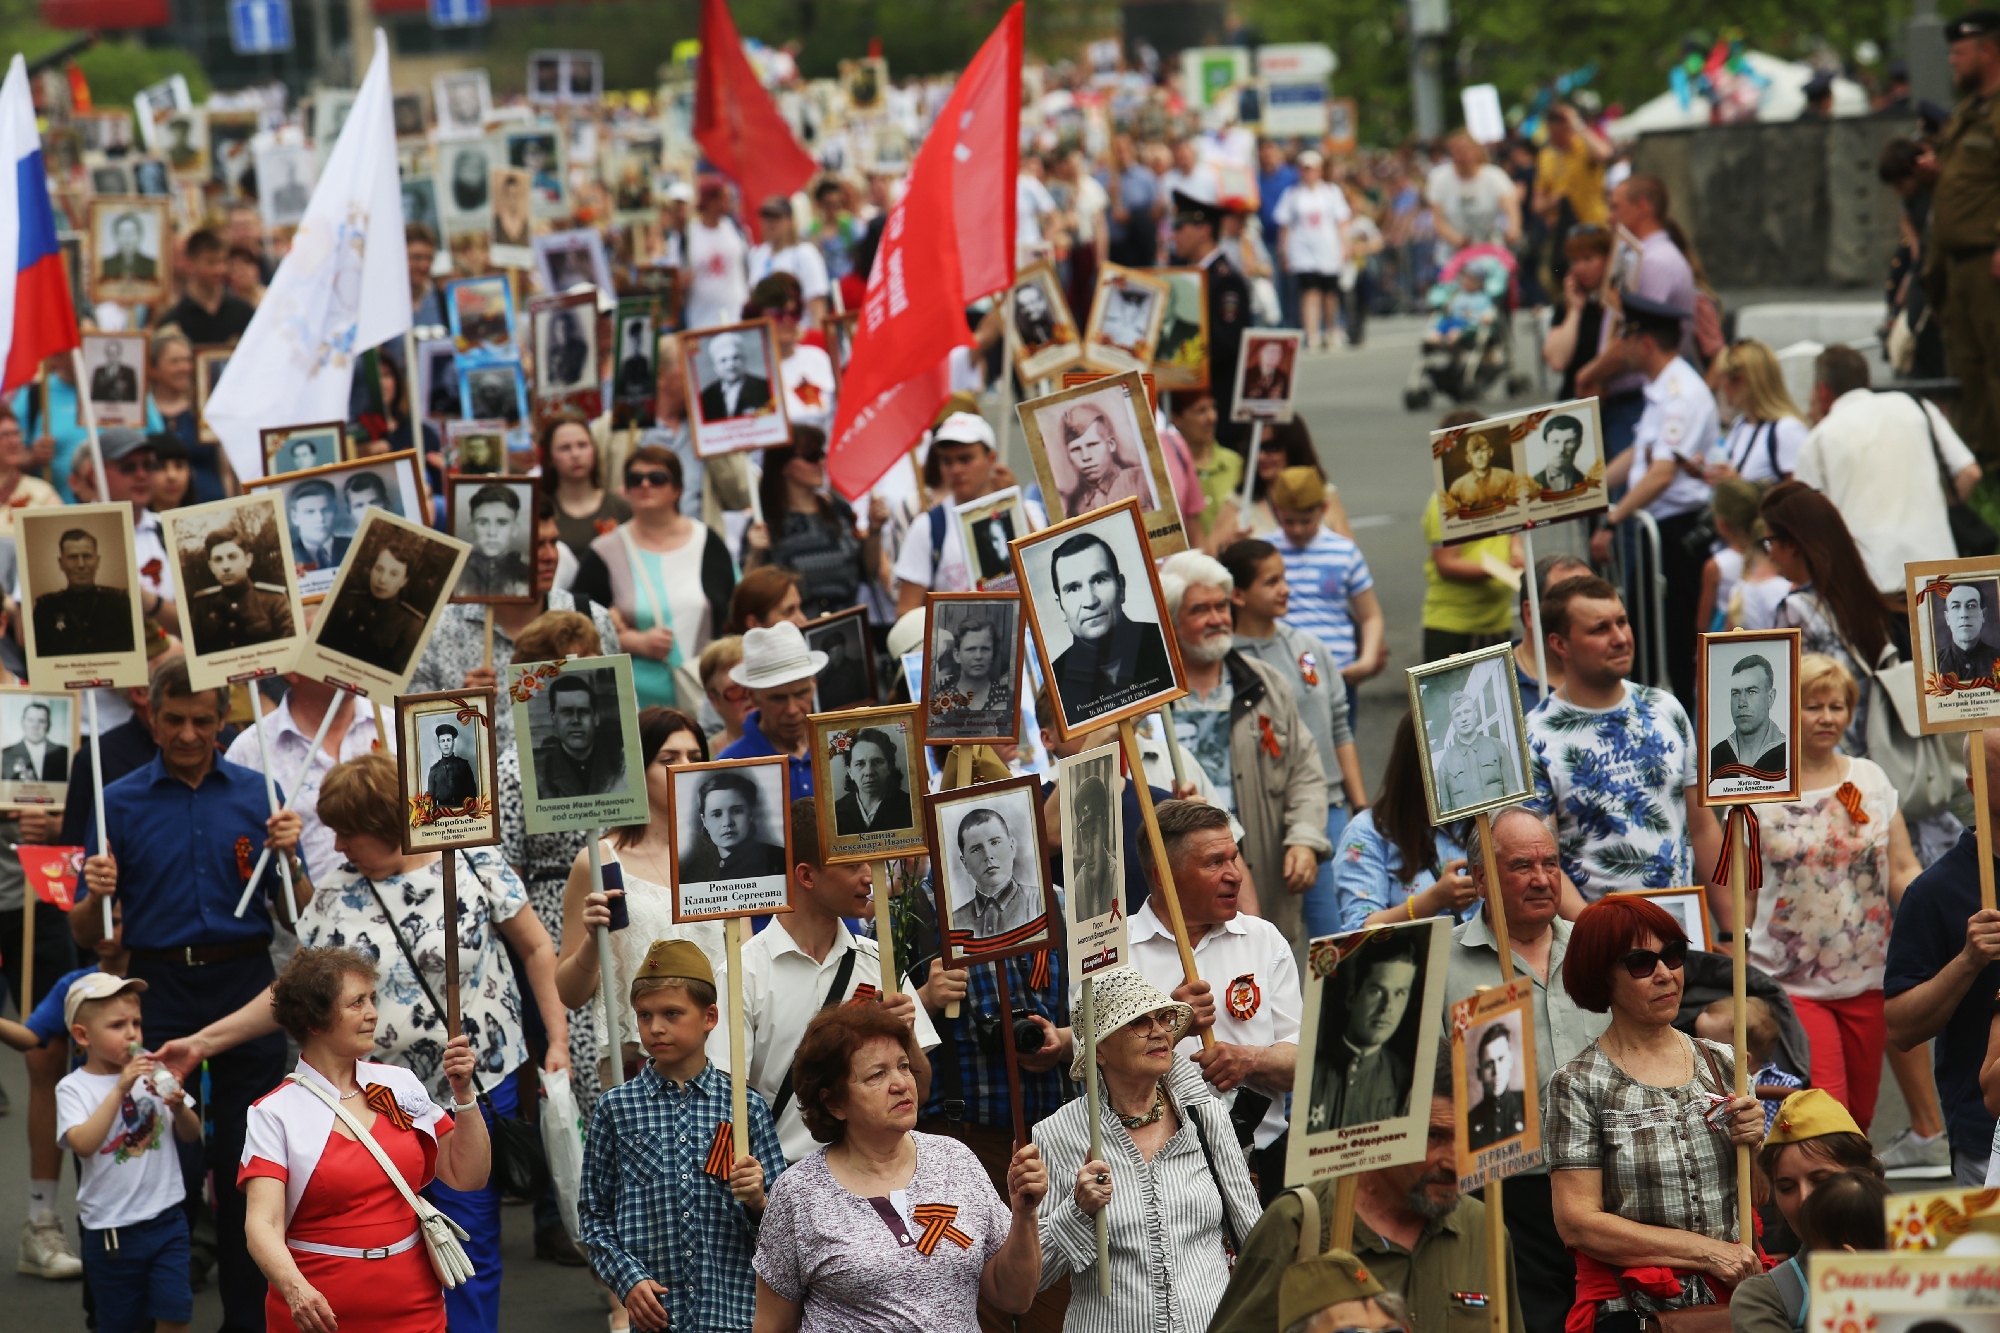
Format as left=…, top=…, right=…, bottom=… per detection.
left=1275, top=528, right=1373, bottom=667
left=1031, top=1057, right=1263, bottom=1333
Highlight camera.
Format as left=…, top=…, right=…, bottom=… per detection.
left=970, top=1004, right=1045, bottom=1058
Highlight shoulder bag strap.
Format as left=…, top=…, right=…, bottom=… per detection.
left=287, top=1073, right=435, bottom=1220
left=927, top=504, right=949, bottom=568
left=770, top=946, right=859, bottom=1119
left=1693, top=1034, right=1729, bottom=1098
left=1184, top=1086, right=1245, bottom=1252
left=1291, top=1185, right=1322, bottom=1263
left=359, top=869, right=486, bottom=1103
left=1909, top=392, right=1959, bottom=502
left=1763, top=420, right=1783, bottom=479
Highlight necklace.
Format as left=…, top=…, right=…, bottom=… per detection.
left=1117, top=1084, right=1166, bottom=1129
left=338, top=1089, right=363, bottom=1100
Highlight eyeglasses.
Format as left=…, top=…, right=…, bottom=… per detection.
left=110, top=456, right=160, bottom=475
left=626, top=469, right=675, bottom=490
left=1617, top=938, right=1688, bottom=979
left=770, top=307, right=803, bottom=323
left=1126, top=1009, right=1179, bottom=1035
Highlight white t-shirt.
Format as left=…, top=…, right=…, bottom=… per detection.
left=1630, top=356, right=1719, bottom=520
left=891, top=493, right=1048, bottom=596
left=1424, top=162, right=1516, bottom=247
left=780, top=343, right=837, bottom=433
left=1720, top=416, right=1807, bottom=484
left=57, top=1066, right=188, bottom=1230
left=1274, top=182, right=1351, bottom=274
left=686, top=217, right=749, bottom=331
left=748, top=240, right=831, bottom=306
left=1016, top=174, right=1059, bottom=250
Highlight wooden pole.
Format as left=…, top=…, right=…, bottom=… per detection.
left=483, top=606, right=495, bottom=672
left=1974, top=729, right=1995, bottom=912
left=1729, top=807, right=1753, bottom=1247
left=1328, top=1175, right=1360, bottom=1251
left=1521, top=528, right=1550, bottom=711
left=1475, top=807, right=1512, bottom=1333
left=871, top=861, right=899, bottom=998
left=993, top=955, right=1028, bottom=1146
left=591, top=833, right=622, bottom=1088
left=1158, top=705, right=1187, bottom=791
left=20, top=887, right=33, bottom=1025
left=441, top=850, right=461, bottom=1039
left=85, top=691, right=110, bottom=941
left=69, top=347, right=106, bottom=504
left=245, top=682, right=299, bottom=925
left=726, top=915, right=747, bottom=1147
left=1118, top=717, right=1214, bottom=1050
left=1236, top=419, right=1264, bottom=525
left=943, top=748, right=973, bottom=1020
left=1082, top=975, right=1109, bottom=1295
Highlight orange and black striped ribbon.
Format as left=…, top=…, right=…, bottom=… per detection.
left=1709, top=806, right=1764, bottom=895
left=363, top=1082, right=415, bottom=1132
left=1834, top=781, right=1870, bottom=824
left=847, top=983, right=879, bottom=1006
left=911, top=1203, right=974, bottom=1255
left=1030, top=950, right=1050, bottom=991
left=703, top=1121, right=734, bottom=1179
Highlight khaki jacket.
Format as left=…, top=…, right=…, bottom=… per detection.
left=1217, top=650, right=1331, bottom=962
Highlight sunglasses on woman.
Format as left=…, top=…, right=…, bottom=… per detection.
left=1617, top=938, right=1688, bottom=978
left=626, top=469, right=675, bottom=490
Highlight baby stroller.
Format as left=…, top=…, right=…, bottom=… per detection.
left=1402, top=243, right=1534, bottom=410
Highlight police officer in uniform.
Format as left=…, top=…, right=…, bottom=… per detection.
left=188, top=529, right=294, bottom=655
left=315, top=535, right=429, bottom=674
left=33, top=527, right=135, bottom=657
left=1170, top=190, right=1253, bottom=451
left=1929, top=10, right=2000, bottom=459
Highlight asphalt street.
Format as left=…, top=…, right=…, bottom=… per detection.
left=0, top=316, right=1926, bottom=1331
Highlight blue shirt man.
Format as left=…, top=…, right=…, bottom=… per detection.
left=717, top=623, right=822, bottom=802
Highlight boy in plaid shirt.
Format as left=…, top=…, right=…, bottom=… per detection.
left=580, top=938, right=784, bottom=1332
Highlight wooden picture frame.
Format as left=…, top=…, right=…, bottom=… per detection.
left=1006, top=258, right=1085, bottom=382
left=1697, top=627, right=1803, bottom=806
left=1607, top=886, right=1717, bottom=954
left=394, top=688, right=502, bottom=853
left=1149, top=266, right=1209, bottom=392
left=0, top=687, right=79, bottom=810
left=920, top=591, right=1024, bottom=747
left=803, top=605, right=876, bottom=712
left=445, top=474, right=539, bottom=605
left=1449, top=978, right=1543, bottom=1194
left=1405, top=642, right=1533, bottom=824
left=808, top=702, right=927, bottom=864
left=163, top=493, right=308, bottom=690
left=666, top=755, right=794, bottom=922
left=293, top=508, right=470, bottom=703
left=927, top=773, right=1059, bottom=967
left=262, top=420, right=349, bottom=477
left=1906, top=555, right=2000, bottom=734
left=86, top=196, right=170, bottom=307
left=1010, top=497, right=1187, bottom=742
left=1081, top=263, right=1171, bottom=374
left=683, top=318, right=792, bottom=457
left=1019, top=369, right=1187, bottom=557
left=245, top=449, right=434, bottom=603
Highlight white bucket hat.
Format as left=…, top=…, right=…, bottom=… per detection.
left=728, top=621, right=828, bottom=690
left=1070, top=966, right=1195, bottom=1081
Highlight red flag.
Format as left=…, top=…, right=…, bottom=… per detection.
left=64, top=61, right=90, bottom=114
left=19, top=845, right=82, bottom=911
left=693, top=0, right=814, bottom=230
left=826, top=3, right=1021, bottom=500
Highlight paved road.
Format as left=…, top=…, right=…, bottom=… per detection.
left=0, top=316, right=1928, bottom=1331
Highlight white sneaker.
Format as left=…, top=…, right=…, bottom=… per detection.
left=18, top=1218, right=84, bottom=1279
left=1879, top=1127, right=1952, bottom=1178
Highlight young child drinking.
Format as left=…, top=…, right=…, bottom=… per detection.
left=1696, top=994, right=1802, bottom=1134
left=579, top=938, right=784, bottom=1333
left=53, top=972, right=201, bottom=1333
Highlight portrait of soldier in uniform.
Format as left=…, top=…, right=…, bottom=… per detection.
left=187, top=528, right=294, bottom=655
left=454, top=482, right=533, bottom=599
left=1058, top=401, right=1150, bottom=515
left=1307, top=934, right=1422, bottom=1132
left=1436, top=690, right=1512, bottom=813
left=33, top=528, right=134, bottom=658
left=1068, top=769, right=1117, bottom=923
left=950, top=806, right=1038, bottom=941
left=1937, top=581, right=2000, bottom=684
left=531, top=671, right=627, bottom=797
left=1709, top=653, right=1788, bottom=776
left=426, top=723, right=480, bottom=809
left=315, top=529, right=433, bottom=675
left=1466, top=1020, right=1527, bottom=1149
left=1445, top=429, right=1525, bottom=513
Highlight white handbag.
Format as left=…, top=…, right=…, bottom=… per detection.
left=287, top=1074, right=476, bottom=1290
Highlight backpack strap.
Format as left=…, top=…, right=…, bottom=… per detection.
left=1762, top=420, right=1783, bottom=479
left=1291, top=1185, right=1322, bottom=1263
left=770, top=946, right=859, bottom=1119
left=1772, top=1255, right=1809, bottom=1332
left=927, top=503, right=950, bottom=570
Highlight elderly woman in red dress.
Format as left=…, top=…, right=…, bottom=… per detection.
left=239, top=948, right=491, bottom=1333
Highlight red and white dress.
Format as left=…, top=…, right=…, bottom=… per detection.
left=239, top=1059, right=455, bottom=1333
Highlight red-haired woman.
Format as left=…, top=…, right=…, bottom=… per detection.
left=1547, top=896, right=1765, bottom=1333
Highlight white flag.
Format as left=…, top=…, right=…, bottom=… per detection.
left=206, top=29, right=408, bottom=483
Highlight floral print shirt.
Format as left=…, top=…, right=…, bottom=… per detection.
left=295, top=847, right=532, bottom=1100
left=1746, top=757, right=1896, bottom=999
left=1526, top=683, right=1698, bottom=898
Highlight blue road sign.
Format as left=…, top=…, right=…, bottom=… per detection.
left=428, top=0, right=489, bottom=28
left=228, top=0, right=293, bottom=54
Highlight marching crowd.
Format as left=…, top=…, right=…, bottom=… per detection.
left=1, top=10, right=2000, bottom=1333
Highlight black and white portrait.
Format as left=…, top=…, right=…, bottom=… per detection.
left=395, top=691, right=501, bottom=853
left=1061, top=746, right=1121, bottom=928
left=256, top=145, right=315, bottom=228
left=566, top=51, right=602, bottom=103
left=615, top=313, right=656, bottom=405
left=449, top=276, right=514, bottom=351
left=161, top=109, right=208, bottom=177
left=923, top=595, right=1019, bottom=744
left=534, top=304, right=596, bottom=397
left=167, top=495, right=302, bottom=675
left=263, top=424, right=344, bottom=477
left=1305, top=927, right=1431, bottom=1133
left=1909, top=560, right=2000, bottom=732
left=506, top=130, right=563, bottom=215
left=449, top=477, right=535, bottom=602
left=81, top=333, right=147, bottom=428
left=1008, top=258, right=1082, bottom=382
left=418, top=340, right=459, bottom=419
left=89, top=199, right=167, bottom=302
left=1016, top=503, right=1181, bottom=737
left=20, top=504, right=145, bottom=681
left=1524, top=411, right=1598, bottom=497
left=1933, top=578, right=2000, bottom=687
left=434, top=70, right=492, bottom=139
left=307, top=514, right=463, bottom=681
left=444, top=421, right=506, bottom=475
left=1464, top=1013, right=1527, bottom=1150
left=401, top=176, right=440, bottom=237
left=1701, top=631, right=1800, bottom=802
left=526, top=666, right=630, bottom=798
left=671, top=760, right=791, bottom=920
left=442, top=142, right=494, bottom=227
left=393, top=92, right=426, bottom=139
left=956, top=489, right=1027, bottom=589
left=805, top=609, right=875, bottom=712
left=460, top=363, right=526, bottom=426
left=820, top=719, right=918, bottom=840
left=253, top=459, right=414, bottom=599
left=0, top=692, right=73, bottom=804
left=1408, top=644, right=1529, bottom=823
left=89, top=164, right=130, bottom=195
left=530, top=53, right=564, bottom=103
left=490, top=166, right=532, bottom=251
left=932, top=781, right=1053, bottom=963
left=685, top=322, right=790, bottom=455
left=1085, top=266, right=1168, bottom=371
left=535, top=229, right=610, bottom=297
left=131, top=159, right=169, bottom=197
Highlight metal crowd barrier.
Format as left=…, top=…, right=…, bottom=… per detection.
left=1608, top=511, right=1670, bottom=691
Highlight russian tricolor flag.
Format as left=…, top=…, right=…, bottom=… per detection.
left=0, top=55, right=77, bottom=395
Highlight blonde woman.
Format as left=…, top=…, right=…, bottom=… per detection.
left=1708, top=340, right=1806, bottom=484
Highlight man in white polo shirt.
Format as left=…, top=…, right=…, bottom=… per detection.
left=891, top=412, right=1047, bottom=614
left=740, top=795, right=941, bottom=1164
left=1129, top=798, right=1300, bottom=1200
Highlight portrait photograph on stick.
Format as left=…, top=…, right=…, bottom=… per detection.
left=1406, top=642, right=1532, bottom=824
left=1081, top=263, right=1170, bottom=374
left=802, top=606, right=875, bottom=712
left=446, top=475, right=537, bottom=603
left=1012, top=498, right=1186, bottom=741
left=1006, top=259, right=1085, bottom=382
left=194, top=347, right=229, bottom=443
left=261, top=421, right=347, bottom=477
left=1428, top=398, right=1608, bottom=545
left=533, top=228, right=613, bottom=298
left=87, top=196, right=169, bottom=306
left=1698, top=628, right=1802, bottom=805
left=19, top=503, right=149, bottom=689
left=530, top=293, right=601, bottom=414
left=443, top=420, right=507, bottom=475
left=244, top=451, right=429, bottom=601
left=163, top=493, right=306, bottom=689
left=1149, top=267, right=1209, bottom=392
left=808, top=703, right=927, bottom=864
left=293, top=508, right=469, bottom=702
left=1286, top=915, right=1451, bottom=1184
left=1019, top=369, right=1186, bottom=555
left=0, top=689, right=76, bottom=808
left=458, top=361, right=529, bottom=429
left=1907, top=556, right=2000, bottom=732
left=667, top=756, right=792, bottom=921
left=682, top=319, right=791, bottom=456
left=447, top=274, right=518, bottom=358
left=508, top=652, right=648, bottom=834
left=1061, top=740, right=1127, bottom=985
left=954, top=487, right=1030, bottom=593
left=920, top=592, right=1024, bottom=746
left=1231, top=329, right=1303, bottom=422
left=79, top=332, right=148, bottom=429
left=393, top=688, right=500, bottom=853
left=927, top=775, right=1057, bottom=966
left=1449, top=979, right=1541, bottom=1193
left=1607, top=887, right=1715, bottom=954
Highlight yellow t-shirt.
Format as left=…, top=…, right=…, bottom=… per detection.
left=1421, top=494, right=1515, bottom=635
left=1194, top=446, right=1244, bottom=537
left=1535, top=139, right=1608, bottom=226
